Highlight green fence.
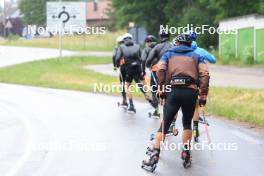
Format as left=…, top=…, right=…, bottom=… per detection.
left=256, top=29, right=264, bottom=63
left=237, top=28, right=254, bottom=62
left=220, top=27, right=264, bottom=64
left=220, top=33, right=236, bottom=61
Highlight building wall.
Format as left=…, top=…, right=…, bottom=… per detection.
left=219, top=14, right=264, bottom=64
left=220, top=33, right=236, bottom=60
left=237, top=28, right=254, bottom=61
left=256, top=29, right=264, bottom=63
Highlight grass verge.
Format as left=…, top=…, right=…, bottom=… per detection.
left=0, top=31, right=124, bottom=51
left=0, top=56, right=263, bottom=126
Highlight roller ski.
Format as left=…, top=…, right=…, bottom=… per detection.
left=148, top=109, right=160, bottom=119
left=141, top=149, right=160, bottom=172
left=167, top=120, right=179, bottom=136
left=199, top=116, right=209, bottom=126
left=127, top=103, right=136, bottom=114
left=181, top=149, right=192, bottom=168
left=117, top=100, right=128, bottom=111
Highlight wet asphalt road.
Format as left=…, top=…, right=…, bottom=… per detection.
left=0, top=83, right=264, bottom=176
left=0, top=46, right=112, bottom=68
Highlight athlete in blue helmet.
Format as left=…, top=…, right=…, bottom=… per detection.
left=172, top=32, right=216, bottom=142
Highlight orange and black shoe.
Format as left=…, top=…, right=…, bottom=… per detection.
left=181, top=148, right=192, bottom=168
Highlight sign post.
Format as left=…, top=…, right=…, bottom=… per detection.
left=46, top=1, right=86, bottom=59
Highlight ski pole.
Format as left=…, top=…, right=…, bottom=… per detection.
left=201, top=107, right=211, bottom=144
left=159, top=98, right=165, bottom=142
left=150, top=71, right=158, bottom=86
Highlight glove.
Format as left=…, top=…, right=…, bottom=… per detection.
left=113, top=67, right=117, bottom=72
left=199, top=95, right=207, bottom=107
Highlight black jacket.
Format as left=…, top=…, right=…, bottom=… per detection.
left=141, top=42, right=157, bottom=72
left=112, top=46, right=118, bottom=67
left=146, top=39, right=173, bottom=68
left=115, top=39, right=142, bottom=67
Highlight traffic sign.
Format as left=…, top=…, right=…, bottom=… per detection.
left=5, top=20, right=13, bottom=29
left=46, top=2, right=86, bottom=30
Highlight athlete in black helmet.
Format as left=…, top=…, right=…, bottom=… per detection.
left=145, top=31, right=173, bottom=117
left=141, top=35, right=160, bottom=117
left=115, top=33, right=155, bottom=113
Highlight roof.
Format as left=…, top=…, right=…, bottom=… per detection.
left=86, top=0, right=110, bottom=20
left=219, top=14, right=264, bottom=31
left=219, top=14, right=264, bottom=23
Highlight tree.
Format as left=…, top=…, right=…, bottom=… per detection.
left=111, top=0, right=168, bottom=35
left=19, top=0, right=46, bottom=25
left=111, top=0, right=264, bottom=48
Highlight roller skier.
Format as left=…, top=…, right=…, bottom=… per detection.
left=141, top=33, right=210, bottom=171
left=115, top=33, right=155, bottom=113
left=112, top=35, right=128, bottom=108
left=141, top=35, right=159, bottom=117
left=145, top=31, right=173, bottom=118
left=173, top=31, right=216, bottom=142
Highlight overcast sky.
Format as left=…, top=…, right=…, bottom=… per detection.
left=0, top=0, right=17, bottom=8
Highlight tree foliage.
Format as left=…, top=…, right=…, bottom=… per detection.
left=112, top=0, right=264, bottom=48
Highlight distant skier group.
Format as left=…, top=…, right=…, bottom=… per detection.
left=112, top=30, right=216, bottom=172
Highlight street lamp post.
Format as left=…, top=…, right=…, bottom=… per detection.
left=3, top=0, right=6, bottom=37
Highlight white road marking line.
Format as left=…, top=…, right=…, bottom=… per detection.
left=0, top=102, right=36, bottom=176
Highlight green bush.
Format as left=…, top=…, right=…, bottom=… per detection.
left=7, top=34, right=20, bottom=41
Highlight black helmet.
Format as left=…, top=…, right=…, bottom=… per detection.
left=159, top=30, right=170, bottom=39
left=175, top=33, right=192, bottom=44
left=144, top=35, right=157, bottom=43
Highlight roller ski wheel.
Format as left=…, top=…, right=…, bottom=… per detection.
left=117, top=101, right=128, bottom=110
left=181, top=150, right=192, bottom=169
left=148, top=112, right=152, bottom=118
left=173, top=128, right=179, bottom=136
left=141, top=149, right=159, bottom=172
left=183, top=160, right=192, bottom=169
left=141, top=161, right=157, bottom=172
left=148, top=110, right=160, bottom=119
left=127, top=109, right=136, bottom=114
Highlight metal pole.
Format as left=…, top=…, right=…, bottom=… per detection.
left=253, top=27, right=256, bottom=64
left=59, top=0, right=62, bottom=59
left=59, top=23, right=62, bottom=59
left=235, top=30, right=238, bottom=58
left=218, top=31, right=221, bottom=57
left=3, top=0, right=6, bottom=38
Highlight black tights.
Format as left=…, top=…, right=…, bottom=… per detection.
left=158, top=88, right=197, bottom=133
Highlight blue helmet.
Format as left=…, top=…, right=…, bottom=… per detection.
left=189, top=31, right=197, bottom=41
left=175, top=33, right=192, bottom=44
